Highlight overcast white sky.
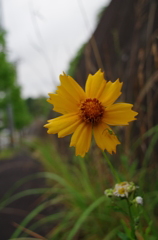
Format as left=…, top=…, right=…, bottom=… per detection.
left=2, top=0, right=110, bottom=98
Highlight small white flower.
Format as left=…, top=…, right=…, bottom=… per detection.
left=113, top=181, right=137, bottom=198
left=104, top=181, right=139, bottom=199
left=135, top=196, right=143, bottom=205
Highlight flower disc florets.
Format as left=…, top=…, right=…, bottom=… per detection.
left=79, top=98, right=104, bottom=124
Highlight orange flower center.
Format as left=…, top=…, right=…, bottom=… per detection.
left=79, top=98, right=104, bottom=124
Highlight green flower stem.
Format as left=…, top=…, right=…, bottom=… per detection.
left=126, top=198, right=137, bottom=240
left=102, top=151, right=120, bottom=182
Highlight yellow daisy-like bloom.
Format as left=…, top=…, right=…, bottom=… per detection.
left=44, top=69, right=138, bottom=157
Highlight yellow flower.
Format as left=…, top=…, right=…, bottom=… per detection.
left=44, top=70, right=138, bottom=157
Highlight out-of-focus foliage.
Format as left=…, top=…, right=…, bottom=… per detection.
left=0, top=29, right=6, bottom=47
left=67, top=43, right=86, bottom=77
left=25, top=97, right=50, bottom=119
left=97, top=6, right=107, bottom=20
left=8, top=129, right=158, bottom=239
left=0, top=29, right=32, bottom=130
left=11, top=86, right=32, bottom=129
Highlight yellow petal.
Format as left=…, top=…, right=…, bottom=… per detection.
left=59, top=73, right=86, bottom=103
left=70, top=122, right=92, bottom=157
left=58, top=119, right=81, bottom=138
left=48, top=93, right=78, bottom=114
left=93, top=122, right=120, bottom=154
left=85, top=69, right=106, bottom=99
left=103, top=103, right=138, bottom=126
left=44, top=112, right=80, bottom=137
left=99, top=79, right=123, bottom=106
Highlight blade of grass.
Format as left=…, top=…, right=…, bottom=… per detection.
left=67, top=195, right=105, bottom=240
left=25, top=213, right=63, bottom=233
left=0, top=188, right=50, bottom=210
left=11, top=196, right=63, bottom=238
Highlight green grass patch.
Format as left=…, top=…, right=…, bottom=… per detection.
left=1, top=126, right=158, bottom=239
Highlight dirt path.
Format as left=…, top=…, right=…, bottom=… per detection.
left=0, top=150, right=48, bottom=239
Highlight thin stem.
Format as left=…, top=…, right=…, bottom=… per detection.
left=102, top=151, right=120, bottom=182
left=126, top=198, right=137, bottom=240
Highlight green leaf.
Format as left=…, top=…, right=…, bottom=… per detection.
left=117, top=232, right=131, bottom=240
left=67, top=196, right=105, bottom=240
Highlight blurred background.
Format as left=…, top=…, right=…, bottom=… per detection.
left=0, top=0, right=158, bottom=239
left=0, top=0, right=110, bottom=148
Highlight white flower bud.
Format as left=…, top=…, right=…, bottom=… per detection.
left=135, top=196, right=143, bottom=205
left=104, top=188, right=113, bottom=197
